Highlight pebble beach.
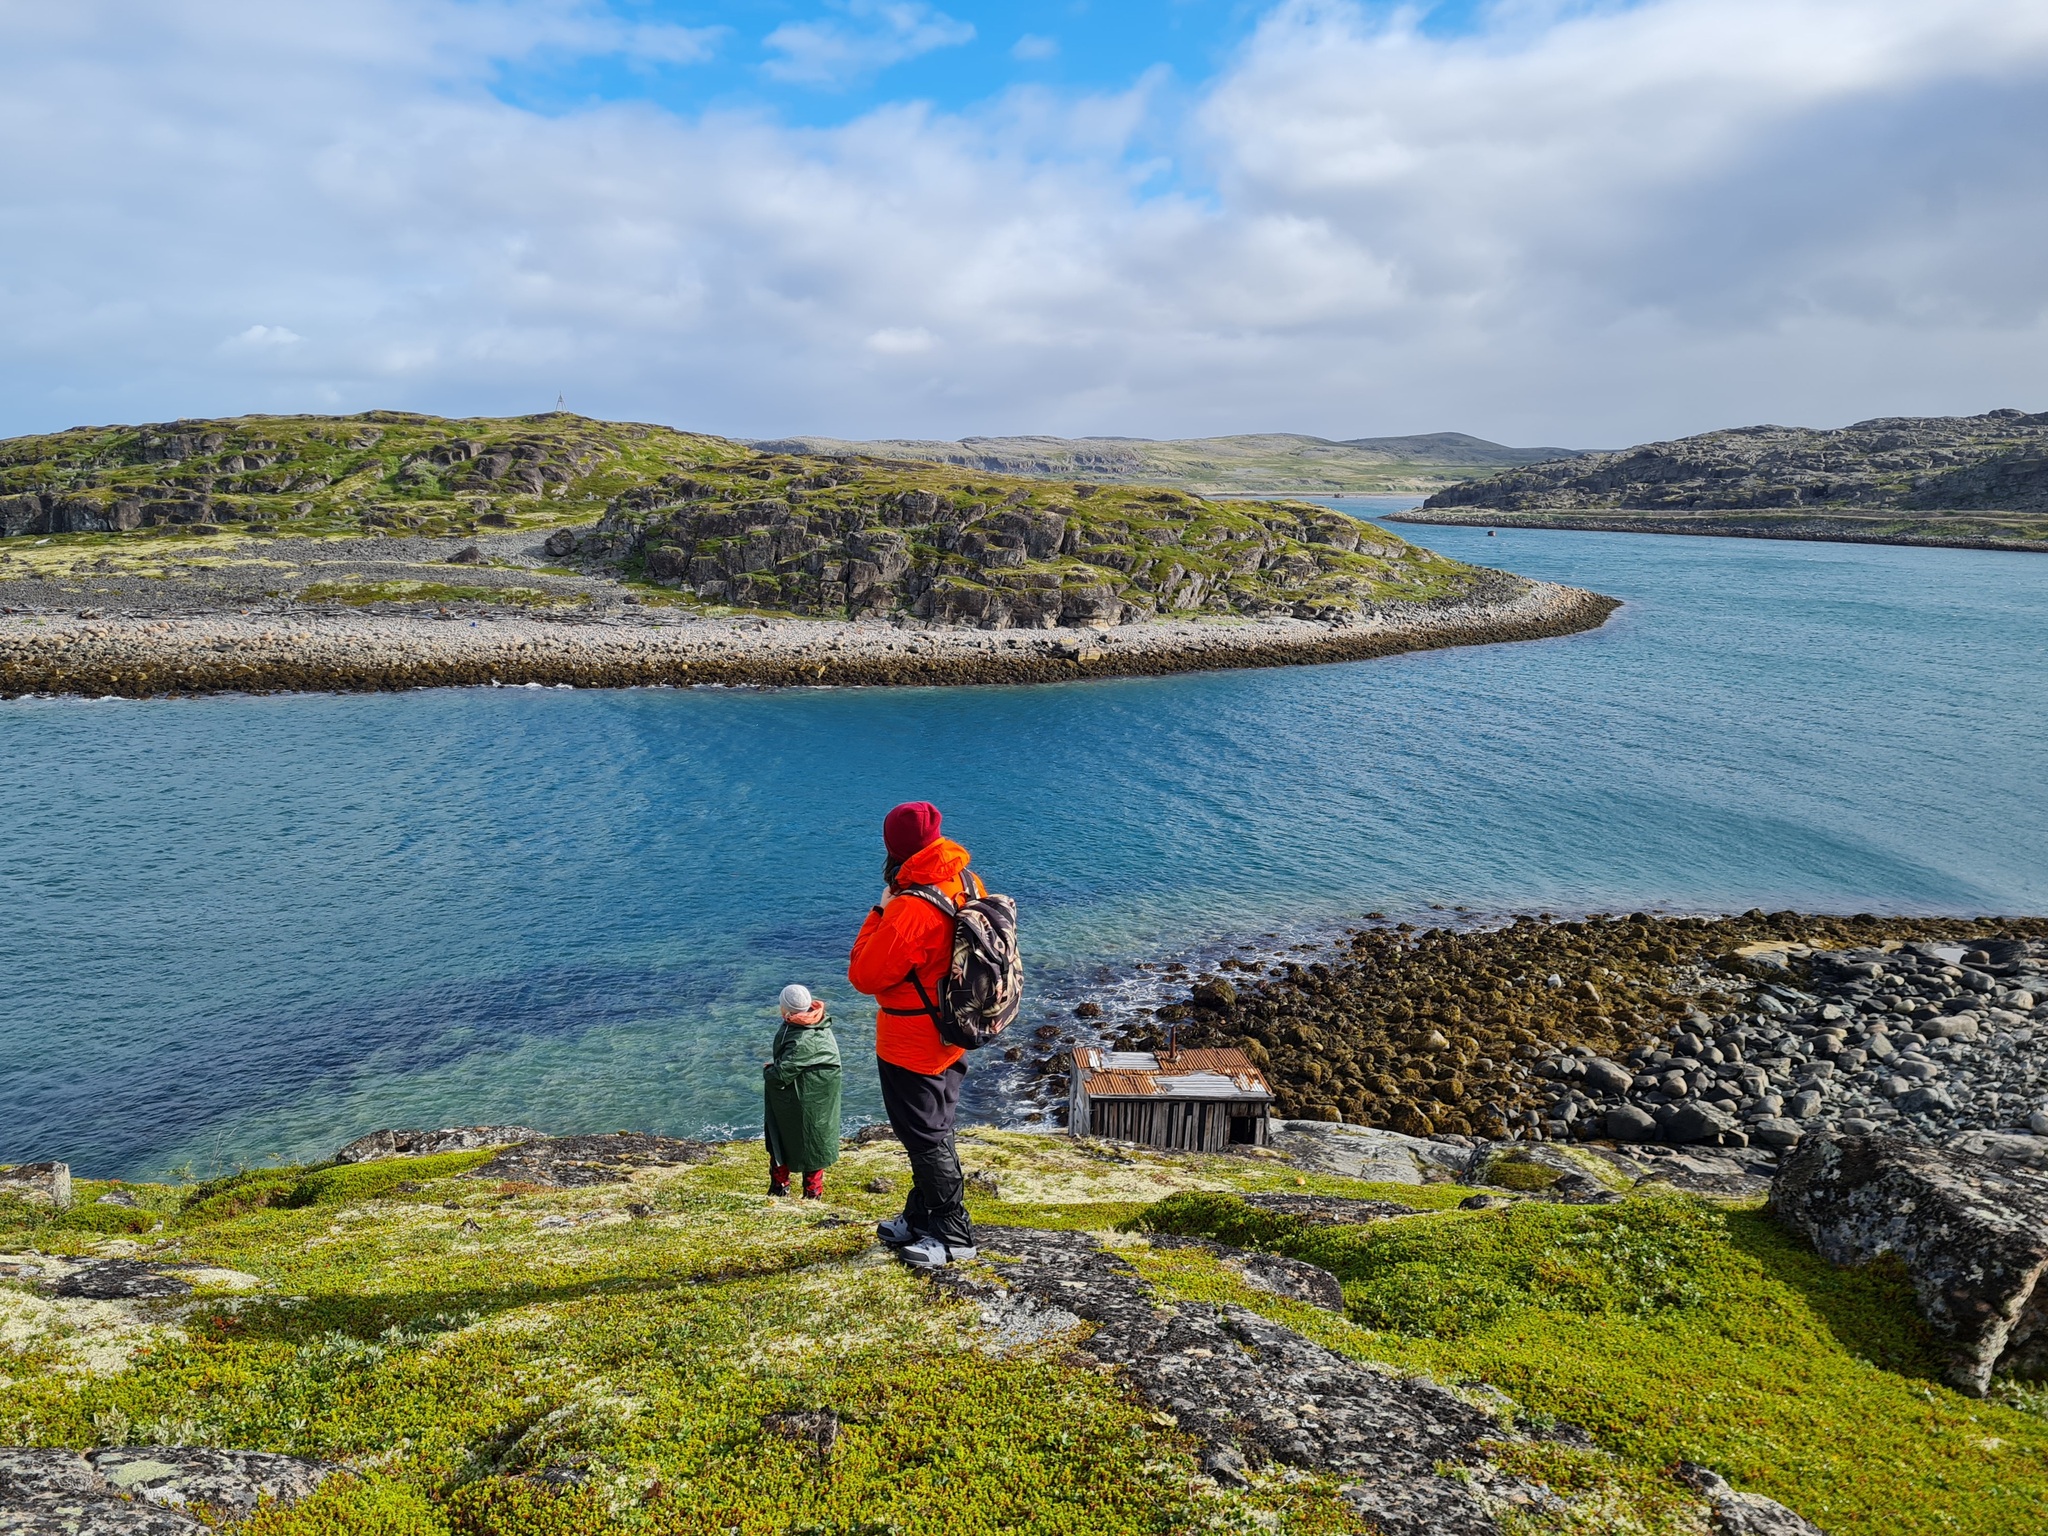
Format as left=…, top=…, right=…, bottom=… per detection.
left=0, top=578, right=1617, bottom=697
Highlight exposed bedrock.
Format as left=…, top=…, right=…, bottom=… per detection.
left=1771, top=1132, right=2048, bottom=1395
left=0, top=1446, right=333, bottom=1532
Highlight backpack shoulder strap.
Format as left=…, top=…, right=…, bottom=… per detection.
left=903, top=884, right=957, bottom=919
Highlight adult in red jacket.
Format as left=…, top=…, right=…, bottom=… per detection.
left=848, top=800, right=981, bottom=1267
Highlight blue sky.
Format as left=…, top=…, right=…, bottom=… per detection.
left=493, top=2, right=1272, bottom=125
left=0, top=0, right=2042, bottom=444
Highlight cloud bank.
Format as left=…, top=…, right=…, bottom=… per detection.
left=1, top=0, right=2045, bottom=443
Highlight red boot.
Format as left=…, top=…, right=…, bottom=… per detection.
left=769, top=1163, right=791, bottom=1197
left=801, top=1170, right=825, bottom=1200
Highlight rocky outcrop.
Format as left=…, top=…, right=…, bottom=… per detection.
left=1420, top=409, right=2048, bottom=516
left=50, top=1260, right=193, bottom=1301
left=937, top=1226, right=1531, bottom=1534
left=1675, top=1463, right=1828, bottom=1535
left=467, top=1132, right=714, bottom=1187
left=334, top=1125, right=544, bottom=1163
left=1771, top=1132, right=2048, bottom=1395
left=0, top=1446, right=332, bottom=1532
left=587, top=482, right=1439, bottom=626
left=936, top=1225, right=1827, bottom=1535
left=0, top=1161, right=71, bottom=1209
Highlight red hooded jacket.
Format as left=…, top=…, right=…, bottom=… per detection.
left=848, top=835, right=978, bottom=1075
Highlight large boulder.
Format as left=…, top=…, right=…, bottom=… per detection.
left=1771, top=1132, right=2048, bottom=1394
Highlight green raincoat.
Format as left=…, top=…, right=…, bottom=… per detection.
left=763, top=1012, right=844, bottom=1173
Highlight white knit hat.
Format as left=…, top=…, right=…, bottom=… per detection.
left=779, top=984, right=814, bottom=1016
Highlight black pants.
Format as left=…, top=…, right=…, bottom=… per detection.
left=876, top=1057, right=972, bottom=1247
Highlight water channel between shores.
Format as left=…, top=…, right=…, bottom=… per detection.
left=4, top=508, right=2046, bottom=1180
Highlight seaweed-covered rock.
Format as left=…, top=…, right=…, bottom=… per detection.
left=1771, top=1133, right=2048, bottom=1394
left=468, top=1133, right=714, bottom=1187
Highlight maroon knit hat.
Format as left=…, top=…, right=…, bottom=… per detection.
left=883, top=801, right=943, bottom=863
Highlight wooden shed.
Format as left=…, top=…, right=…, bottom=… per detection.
left=1068, top=1047, right=1274, bottom=1151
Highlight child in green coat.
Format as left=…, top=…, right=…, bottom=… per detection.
left=764, top=984, right=844, bottom=1198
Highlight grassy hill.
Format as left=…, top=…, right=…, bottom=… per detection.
left=3, top=1130, right=2044, bottom=1535
left=749, top=432, right=1584, bottom=497
left=0, top=412, right=1491, bottom=625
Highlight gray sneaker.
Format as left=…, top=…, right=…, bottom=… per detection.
left=876, top=1213, right=916, bottom=1246
left=896, top=1235, right=977, bottom=1269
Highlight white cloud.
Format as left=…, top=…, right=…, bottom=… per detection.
left=763, top=2, right=976, bottom=87
left=223, top=325, right=303, bottom=349
left=626, top=23, right=724, bottom=66
left=867, top=326, right=937, bottom=354
left=1011, top=33, right=1058, bottom=62
left=0, top=0, right=2045, bottom=444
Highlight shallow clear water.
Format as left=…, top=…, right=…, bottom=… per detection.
left=4, top=509, right=2045, bottom=1179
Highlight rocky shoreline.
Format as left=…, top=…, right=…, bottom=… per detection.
left=0, top=578, right=1616, bottom=698
left=1387, top=506, right=2048, bottom=554
left=1122, top=913, right=2048, bottom=1158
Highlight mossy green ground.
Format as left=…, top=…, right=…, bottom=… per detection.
left=1133, top=1190, right=2048, bottom=1535
left=5, top=1131, right=2041, bottom=1534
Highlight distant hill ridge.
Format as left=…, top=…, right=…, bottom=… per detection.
left=749, top=431, right=1582, bottom=495
left=1420, top=408, right=2048, bottom=515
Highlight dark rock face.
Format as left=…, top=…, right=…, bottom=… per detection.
left=1425, top=410, right=2048, bottom=515
left=51, top=1261, right=192, bottom=1301
left=468, top=1132, right=714, bottom=1187
left=0, top=1446, right=332, bottom=1532
left=1771, top=1133, right=2048, bottom=1394
left=334, top=1125, right=544, bottom=1163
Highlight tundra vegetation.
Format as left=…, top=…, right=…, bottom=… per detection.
left=2, top=1130, right=2045, bottom=1535
left=0, top=412, right=1480, bottom=623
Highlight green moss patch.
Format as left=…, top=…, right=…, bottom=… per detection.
left=1127, top=1189, right=2048, bottom=1535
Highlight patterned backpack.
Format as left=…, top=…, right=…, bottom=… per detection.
left=900, top=869, right=1023, bottom=1050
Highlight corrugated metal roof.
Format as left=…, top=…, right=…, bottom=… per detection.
left=1079, top=1070, right=1159, bottom=1097
left=1075, top=1043, right=1272, bottom=1102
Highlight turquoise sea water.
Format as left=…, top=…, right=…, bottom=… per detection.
left=4, top=509, right=2046, bottom=1179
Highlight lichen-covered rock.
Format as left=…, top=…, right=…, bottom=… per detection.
left=0, top=1446, right=332, bottom=1533
left=1236, top=1193, right=1422, bottom=1225
left=1675, top=1462, right=1828, bottom=1534
left=88, top=1448, right=334, bottom=1518
left=468, top=1133, right=714, bottom=1187
left=936, top=1227, right=1526, bottom=1534
left=334, top=1125, right=544, bottom=1163
left=50, top=1260, right=192, bottom=1301
left=1771, top=1132, right=2048, bottom=1394
left=0, top=1161, right=71, bottom=1210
